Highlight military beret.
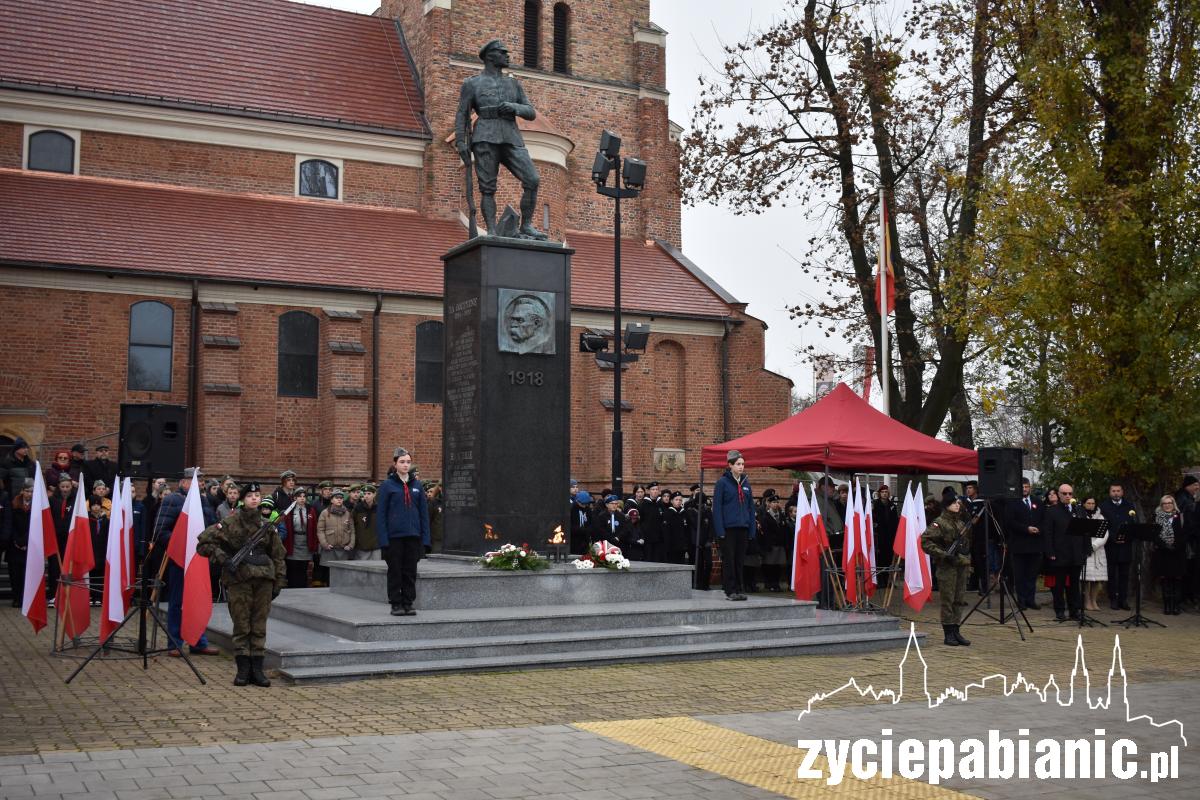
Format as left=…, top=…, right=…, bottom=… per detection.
left=318, top=480, right=333, bottom=489
left=280, top=470, right=297, bottom=480
left=93, top=479, right=108, bottom=489
left=292, top=486, right=307, bottom=497
left=604, top=494, right=620, bottom=505
left=362, top=483, right=378, bottom=493
left=331, top=488, right=345, bottom=499
left=242, top=482, right=262, bottom=495
left=71, top=443, right=87, bottom=454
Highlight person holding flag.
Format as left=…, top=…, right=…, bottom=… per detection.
left=921, top=487, right=973, bottom=646
left=20, top=468, right=57, bottom=630
left=197, top=482, right=286, bottom=687
left=153, top=468, right=220, bottom=657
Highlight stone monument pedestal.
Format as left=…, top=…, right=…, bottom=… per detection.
left=440, top=237, right=572, bottom=555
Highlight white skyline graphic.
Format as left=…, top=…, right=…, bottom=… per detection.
left=798, top=624, right=1187, bottom=746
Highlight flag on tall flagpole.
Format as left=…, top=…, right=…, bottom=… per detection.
left=874, top=200, right=895, bottom=315
left=892, top=484, right=932, bottom=612
left=57, top=475, right=95, bottom=639
left=792, top=485, right=821, bottom=600
left=21, top=464, right=58, bottom=633
left=100, top=476, right=131, bottom=641
left=166, top=470, right=212, bottom=646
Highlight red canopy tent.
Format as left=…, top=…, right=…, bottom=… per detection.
left=700, top=383, right=977, bottom=474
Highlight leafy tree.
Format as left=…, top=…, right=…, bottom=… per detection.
left=978, top=0, right=1200, bottom=506
left=682, top=0, right=1026, bottom=445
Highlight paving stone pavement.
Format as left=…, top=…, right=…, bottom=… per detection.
left=2, top=589, right=1198, bottom=799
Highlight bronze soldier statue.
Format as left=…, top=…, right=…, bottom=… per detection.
left=196, top=483, right=286, bottom=686
left=455, top=39, right=547, bottom=240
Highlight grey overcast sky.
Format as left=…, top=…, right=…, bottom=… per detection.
left=296, top=0, right=836, bottom=393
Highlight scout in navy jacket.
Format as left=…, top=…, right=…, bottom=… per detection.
left=713, top=468, right=757, bottom=540
left=376, top=471, right=431, bottom=548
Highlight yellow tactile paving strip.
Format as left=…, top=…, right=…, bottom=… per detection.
left=576, top=716, right=975, bottom=799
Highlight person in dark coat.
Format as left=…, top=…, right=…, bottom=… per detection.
left=6, top=479, right=33, bottom=607
left=713, top=450, right=756, bottom=601
left=81, top=443, right=117, bottom=497
left=662, top=492, right=690, bottom=564
left=271, top=470, right=298, bottom=515
left=638, top=483, right=664, bottom=562
left=569, top=491, right=593, bottom=555
left=1153, top=495, right=1186, bottom=615
left=757, top=490, right=787, bottom=592
left=590, top=494, right=629, bottom=548
left=1003, top=477, right=1045, bottom=609
left=1175, top=475, right=1199, bottom=607
left=150, top=468, right=220, bottom=656
left=1, top=437, right=35, bottom=497
left=872, top=484, right=900, bottom=589
left=1099, top=483, right=1137, bottom=610
left=1042, top=484, right=1089, bottom=620
left=685, top=487, right=714, bottom=590
left=376, top=448, right=431, bottom=616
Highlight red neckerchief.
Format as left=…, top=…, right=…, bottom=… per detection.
left=735, top=476, right=745, bottom=504
left=401, top=478, right=412, bottom=507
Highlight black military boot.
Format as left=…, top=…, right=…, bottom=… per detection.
left=943, top=624, right=960, bottom=646
left=953, top=625, right=972, bottom=646
left=233, top=655, right=250, bottom=687
left=249, top=656, right=272, bottom=687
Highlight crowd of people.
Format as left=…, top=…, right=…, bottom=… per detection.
left=3, top=435, right=1198, bottom=645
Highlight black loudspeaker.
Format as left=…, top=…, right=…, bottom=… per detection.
left=977, top=447, right=1023, bottom=499
left=119, top=403, right=187, bottom=478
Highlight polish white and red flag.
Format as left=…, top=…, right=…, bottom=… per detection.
left=842, top=479, right=863, bottom=603
left=21, top=464, right=58, bottom=634
left=809, top=483, right=829, bottom=550
left=893, top=483, right=932, bottom=612
left=862, top=481, right=877, bottom=597
left=57, top=474, right=95, bottom=639
left=166, top=470, right=213, bottom=646
left=792, top=485, right=820, bottom=600
left=100, top=476, right=133, bottom=641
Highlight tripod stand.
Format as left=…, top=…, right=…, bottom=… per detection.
left=65, top=553, right=206, bottom=684
left=1115, top=524, right=1165, bottom=630
left=961, top=500, right=1033, bottom=641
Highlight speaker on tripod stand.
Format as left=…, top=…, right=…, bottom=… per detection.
left=118, top=403, right=187, bottom=478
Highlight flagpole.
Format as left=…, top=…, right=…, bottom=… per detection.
left=879, top=187, right=890, bottom=417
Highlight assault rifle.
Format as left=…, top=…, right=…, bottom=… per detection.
left=945, top=500, right=988, bottom=559
left=224, top=500, right=296, bottom=576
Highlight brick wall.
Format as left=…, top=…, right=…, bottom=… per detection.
left=0, top=282, right=791, bottom=496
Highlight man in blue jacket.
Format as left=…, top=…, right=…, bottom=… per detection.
left=713, top=449, right=756, bottom=601
left=376, top=447, right=431, bottom=616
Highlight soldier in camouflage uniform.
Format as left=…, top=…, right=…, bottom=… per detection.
left=921, top=488, right=973, bottom=647
left=196, top=483, right=286, bottom=686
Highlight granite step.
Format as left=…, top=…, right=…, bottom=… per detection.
left=252, top=611, right=900, bottom=669
left=275, top=628, right=918, bottom=683
left=264, top=589, right=819, bottom=642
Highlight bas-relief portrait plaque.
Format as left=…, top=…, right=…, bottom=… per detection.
left=497, top=288, right=555, bottom=355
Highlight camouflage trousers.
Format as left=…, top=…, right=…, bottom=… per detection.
left=936, top=561, right=969, bottom=625
left=225, top=579, right=274, bottom=657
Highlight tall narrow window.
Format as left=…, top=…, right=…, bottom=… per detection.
left=27, top=130, right=76, bottom=174
left=278, top=311, right=319, bottom=397
left=415, top=321, right=444, bottom=403
left=552, top=3, right=569, bottom=73
left=523, top=1, right=541, bottom=68
left=298, top=158, right=339, bottom=199
left=128, top=301, right=174, bottom=392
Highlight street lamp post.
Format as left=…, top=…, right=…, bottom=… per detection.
left=591, top=131, right=646, bottom=499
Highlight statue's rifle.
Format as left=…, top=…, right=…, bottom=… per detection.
left=459, top=133, right=479, bottom=239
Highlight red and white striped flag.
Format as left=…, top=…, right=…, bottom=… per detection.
left=21, top=464, right=58, bottom=634
left=809, top=483, right=829, bottom=550
left=57, top=476, right=95, bottom=639
left=166, top=471, right=212, bottom=646
left=792, top=485, right=821, bottom=600
left=100, top=476, right=133, bottom=641
left=892, top=484, right=932, bottom=612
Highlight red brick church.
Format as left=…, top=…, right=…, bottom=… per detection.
left=0, top=0, right=791, bottom=489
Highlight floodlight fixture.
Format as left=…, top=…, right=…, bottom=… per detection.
left=599, top=130, right=621, bottom=159
left=621, top=157, right=646, bottom=191
left=623, top=322, right=651, bottom=351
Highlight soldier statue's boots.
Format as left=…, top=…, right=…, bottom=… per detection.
left=952, top=625, right=971, bottom=646
left=233, top=655, right=251, bottom=687
left=518, top=222, right=549, bottom=241
left=942, top=625, right=960, bottom=646
left=249, top=656, right=271, bottom=688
